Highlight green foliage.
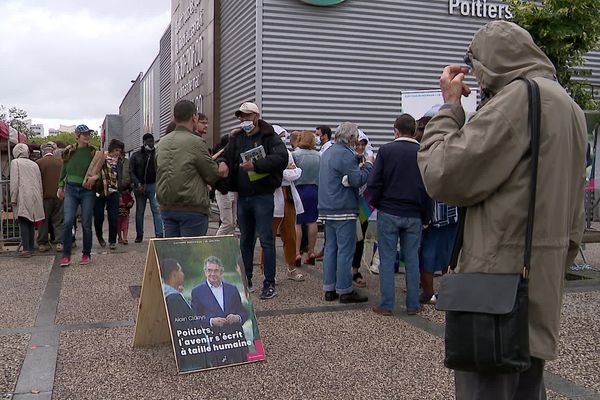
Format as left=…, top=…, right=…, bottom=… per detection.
left=0, top=105, right=34, bottom=138
left=30, top=131, right=101, bottom=149
left=506, top=0, right=600, bottom=110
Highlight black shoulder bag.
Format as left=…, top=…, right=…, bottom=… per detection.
left=435, top=78, right=541, bottom=374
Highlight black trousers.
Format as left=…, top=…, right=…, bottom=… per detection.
left=94, top=193, right=119, bottom=245
left=18, top=217, right=35, bottom=252
left=455, top=357, right=547, bottom=400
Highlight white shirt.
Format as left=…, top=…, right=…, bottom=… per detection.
left=208, top=281, right=224, bottom=311
left=394, top=136, right=419, bottom=144
left=319, top=140, right=333, bottom=155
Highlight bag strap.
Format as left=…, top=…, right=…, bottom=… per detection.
left=448, top=78, right=541, bottom=278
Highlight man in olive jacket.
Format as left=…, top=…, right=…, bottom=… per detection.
left=156, top=100, right=221, bottom=237
left=418, top=21, right=586, bottom=399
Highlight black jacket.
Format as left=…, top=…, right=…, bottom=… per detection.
left=217, top=119, right=288, bottom=196
left=367, top=138, right=432, bottom=223
left=129, top=146, right=157, bottom=186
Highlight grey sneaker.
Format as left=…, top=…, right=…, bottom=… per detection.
left=259, top=285, right=277, bottom=300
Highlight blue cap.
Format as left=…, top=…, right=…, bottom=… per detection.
left=75, top=124, right=92, bottom=134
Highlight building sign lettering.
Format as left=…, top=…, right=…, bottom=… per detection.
left=448, top=0, right=513, bottom=19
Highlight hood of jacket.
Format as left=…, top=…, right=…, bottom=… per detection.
left=467, top=21, right=556, bottom=95
left=12, top=143, right=29, bottom=159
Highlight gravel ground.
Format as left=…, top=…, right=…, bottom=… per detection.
left=53, top=310, right=455, bottom=399
left=546, top=390, right=569, bottom=400
left=0, top=256, right=53, bottom=328
left=0, top=334, right=29, bottom=399
left=54, top=253, right=146, bottom=325
left=547, top=291, right=600, bottom=392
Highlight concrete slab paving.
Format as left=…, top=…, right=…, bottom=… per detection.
left=0, top=334, right=29, bottom=399
left=0, top=257, right=53, bottom=328
left=3, top=209, right=599, bottom=400
left=54, top=253, right=146, bottom=325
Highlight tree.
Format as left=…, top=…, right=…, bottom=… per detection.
left=30, top=131, right=101, bottom=149
left=505, top=0, right=600, bottom=110
left=0, top=105, right=34, bottom=138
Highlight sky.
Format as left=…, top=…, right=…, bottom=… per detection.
left=0, top=0, right=171, bottom=135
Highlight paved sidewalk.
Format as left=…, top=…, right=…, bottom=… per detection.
left=1, top=211, right=599, bottom=399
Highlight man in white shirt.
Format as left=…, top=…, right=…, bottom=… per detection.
left=190, top=256, right=249, bottom=365
left=317, top=125, right=333, bottom=155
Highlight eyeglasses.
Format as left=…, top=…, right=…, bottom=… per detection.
left=464, top=52, right=473, bottom=68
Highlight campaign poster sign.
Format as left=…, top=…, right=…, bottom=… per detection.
left=154, top=236, right=265, bottom=373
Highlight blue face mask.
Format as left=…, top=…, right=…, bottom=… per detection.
left=240, top=120, right=254, bottom=133
left=315, top=136, right=321, bottom=146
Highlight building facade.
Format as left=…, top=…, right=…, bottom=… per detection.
left=111, top=0, right=600, bottom=150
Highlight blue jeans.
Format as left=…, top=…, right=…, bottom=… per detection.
left=377, top=212, right=422, bottom=311
left=162, top=210, right=208, bottom=237
left=237, top=194, right=276, bottom=288
left=94, top=192, right=119, bottom=244
left=323, top=219, right=356, bottom=295
left=134, top=183, right=163, bottom=238
left=63, top=183, right=96, bottom=257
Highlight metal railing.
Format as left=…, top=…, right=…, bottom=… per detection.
left=0, top=180, right=20, bottom=250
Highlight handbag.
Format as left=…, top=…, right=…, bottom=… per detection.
left=435, top=78, right=541, bottom=374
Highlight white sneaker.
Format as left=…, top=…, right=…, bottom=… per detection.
left=428, top=294, right=437, bottom=305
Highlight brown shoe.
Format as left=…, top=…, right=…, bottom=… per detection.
left=18, top=251, right=32, bottom=258
left=372, top=306, right=392, bottom=316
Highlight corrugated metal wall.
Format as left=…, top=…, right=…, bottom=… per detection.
left=119, top=75, right=142, bottom=153
left=159, top=26, right=172, bottom=137
left=583, top=51, right=600, bottom=101
left=141, top=56, right=160, bottom=140
left=217, top=0, right=257, bottom=138
left=260, top=0, right=495, bottom=147
left=259, top=0, right=600, bottom=148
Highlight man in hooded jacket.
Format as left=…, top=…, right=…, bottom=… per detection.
left=418, top=21, right=586, bottom=399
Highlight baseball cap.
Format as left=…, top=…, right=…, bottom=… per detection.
left=75, top=124, right=92, bottom=135
left=235, top=102, right=260, bottom=117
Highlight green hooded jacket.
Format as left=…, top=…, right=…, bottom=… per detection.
left=418, top=21, right=586, bottom=360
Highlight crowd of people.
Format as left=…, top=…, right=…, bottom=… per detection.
left=8, top=20, right=587, bottom=399
left=8, top=96, right=457, bottom=309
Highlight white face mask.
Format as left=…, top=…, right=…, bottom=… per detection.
left=315, top=136, right=321, bottom=146
left=240, top=120, right=255, bottom=133
left=144, top=144, right=153, bottom=151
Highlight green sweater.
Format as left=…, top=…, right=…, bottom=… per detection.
left=58, top=145, right=95, bottom=187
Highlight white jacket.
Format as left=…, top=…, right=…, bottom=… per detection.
left=273, top=151, right=304, bottom=218
left=10, top=144, right=45, bottom=222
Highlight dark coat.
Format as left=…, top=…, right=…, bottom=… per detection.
left=217, top=119, right=288, bottom=196
left=165, top=293, right=210, bottom=372
left=129, top=146, right=156, bottom=186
